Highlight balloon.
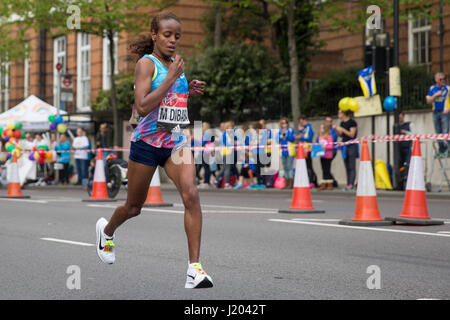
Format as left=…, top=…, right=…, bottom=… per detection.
left=14, top=122, right=22, bottom=130
left=45, top=151, right=53, bottom=161
left=3, top=136, right=10, bottom=142
left=48, top=115, right=56, bottom=123
left=33, top=152, right=40, bottom=161
left=383, top=96, right=397, bottom=112
left=14, top=130, right=22, bottom=139
left=338, top=97, right=351, bottom=111
left=12, top=149, right=21, bottom=159
left=6, top=144, right=15, bottom=152
left=37, top=148, right=46, bottom=156
left=274, top=177, right=286, bottom=189
left=57, top=123, right=67, bottom=133
left=6, top=121, right=15, bottom=130
left=9, top=137, right=17, bottom=145
left=29, top=153, right=35, bottom=161
left=55, top=115, right=64, bottom=124
left=49, top=122, right=58, bottom=131
left=21, top=131, right=26, bottom=139
left=2, top=128, right=8, bottom=137
left=348, top=98, right=359, bottom=112
left=6, top=129, right=14, bottom=137
left=6, top=153, right=11, bottom=161
left=37, top=145, right=49, bottom=151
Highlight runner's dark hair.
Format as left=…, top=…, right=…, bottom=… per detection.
left=129, top=11, right=181, bottom=59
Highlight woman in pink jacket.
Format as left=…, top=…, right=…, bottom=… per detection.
left=318, top=124, right=335, bottom=190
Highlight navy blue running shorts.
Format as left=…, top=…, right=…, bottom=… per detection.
left=129, top=139, right=173, bottom=167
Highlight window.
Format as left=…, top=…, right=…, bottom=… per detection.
left=0, top=61, right=10, bottom=112
left=77, top=32, right=91, bottom=111
left=53, top=36, right=66, bottom=108
left=408, top=14, right=431, bottom=66
left=24, top=55, right=30, bottom=98
left=103, top=32, right=119, bottom=90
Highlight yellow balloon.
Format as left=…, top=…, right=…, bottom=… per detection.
left=348, top=98, right=359, bottom=112
left=57, top=123, right=67, bottom=133
left=12, top=149, right=22, bottom=158
left=6, top=121, right=15, bottom=130
left=338, top=97, right=350, bottom=111
left=34, top=151, right=40, bottom=161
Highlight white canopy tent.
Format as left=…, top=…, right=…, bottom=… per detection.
left=0, top=95, right=92, bottom=185
left=0, top=95, right=92, bottom=132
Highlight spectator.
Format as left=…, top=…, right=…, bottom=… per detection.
left=249, top=121, right=267, bottom=189
left=295, top=115, right=317, bottom=188
left=197, top=122, right=213, bottom=188
left=218, top=121, right=239, bottom=189
left=426, top=72, right=450, bottom=157
left=334, top=109, right=358, bottom=191
left=259, top=118, right=272, bottom=165
left=398, top=111, right=416, bottom=167
left=317, top=124, right=335, bottom=190
left=96, top=123, right=114, bottom=159
left=54, top=133, right=71, bottom=184
left=24, top=133, right=36, bottom=151
left=234, top=151, right=255, bottom=189
left=73, top=128, right=90, bottom=187
left=323, top=116, right=338, bottom=187
left=277, top=117, right=296, bottom=189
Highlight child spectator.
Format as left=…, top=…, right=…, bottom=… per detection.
left=317, top=124, right=335, bottom=190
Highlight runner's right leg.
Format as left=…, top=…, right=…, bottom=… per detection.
left=96, top=160, right=156, bottom=264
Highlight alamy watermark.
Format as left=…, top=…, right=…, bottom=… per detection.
left=67, top=5, right=81, bottom=30
left=366, top=5, right=381, bottom=30
left=66, top=265, right=81, bottom=290
left=366, top=265, right=381, bottom=290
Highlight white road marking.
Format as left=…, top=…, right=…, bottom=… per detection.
left=40, top=237, right=94, bottom=246
left=292, top=218, right=341, bottom=222
left=437, top=231, right=450, bottom=234
left=87, top=204, right=276, bottom=214
left=269, top=219, right=450, bottom=238
left=174, top=203, right=279, bottom=212
left=0, top=198, right=48, bottom=204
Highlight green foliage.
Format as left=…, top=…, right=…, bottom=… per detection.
left=186, top=42, right=289, bottom=124
left=304, top=65, right=433, bottom=117
left=92, top=76, right=134, bottom=112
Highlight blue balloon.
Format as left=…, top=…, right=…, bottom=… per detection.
left=383, top=96, right=397, bottom=112
left=55, top=115, right=64, bottom=124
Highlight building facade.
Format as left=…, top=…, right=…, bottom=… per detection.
left=0, top=0, right=208, bottom=115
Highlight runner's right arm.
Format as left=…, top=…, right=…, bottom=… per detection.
left=134, top=55, right=185, bottom=117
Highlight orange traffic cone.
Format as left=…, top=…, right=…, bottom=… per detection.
left=143, top=167, right=173, bottom=207
left=278, top=143, right=325, bottom=214
left=386, top=138, right=443, bottom=225
left=83, top=149, right=116, bottom=202
left=339, top=140, right=392, bottom=226
left=0, top=153, right=30, bottom=199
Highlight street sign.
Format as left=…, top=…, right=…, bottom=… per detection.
left=61, top=91, right=73, bottom=102
left=61, top=75, right=73, bottom=90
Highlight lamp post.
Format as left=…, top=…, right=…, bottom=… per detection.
left=392, top=0, right=401, bottom=190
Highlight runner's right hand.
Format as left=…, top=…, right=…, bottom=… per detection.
left=168, top=55, right=184, bottom=82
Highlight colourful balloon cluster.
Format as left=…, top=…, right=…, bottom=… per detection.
left=29, top=145, right=53, bottom=164
left=48, top=114, right=67, bottom=133
left=338, top=97, right=359, bottom=112
left=1, top=121, right=26, bottom=161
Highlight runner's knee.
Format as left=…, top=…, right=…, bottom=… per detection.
left=181, top=185, right=199, bottom=209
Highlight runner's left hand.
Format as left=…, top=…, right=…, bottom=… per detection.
left=189, top=80, right=206, bottom=96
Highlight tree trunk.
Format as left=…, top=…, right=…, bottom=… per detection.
left=287, top=0, right=300, bottom=128
left=214, top=3, right=222, bottom=49
left=108, top=30, right=119, bottom=148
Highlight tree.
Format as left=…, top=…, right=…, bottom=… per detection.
left=2, top=0, right=175, bottom=146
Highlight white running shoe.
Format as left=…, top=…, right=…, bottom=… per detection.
left=96, top=217, right=115, bottom=264
left=185, top=262, right=213, bottom=289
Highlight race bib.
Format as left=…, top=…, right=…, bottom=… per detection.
left=156, top=92, right=190, bottom=132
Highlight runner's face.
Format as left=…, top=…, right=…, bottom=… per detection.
left=153, top=19, right=181, bottom=58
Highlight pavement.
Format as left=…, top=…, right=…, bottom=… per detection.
left=0, top=186, right=449, bottom=300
